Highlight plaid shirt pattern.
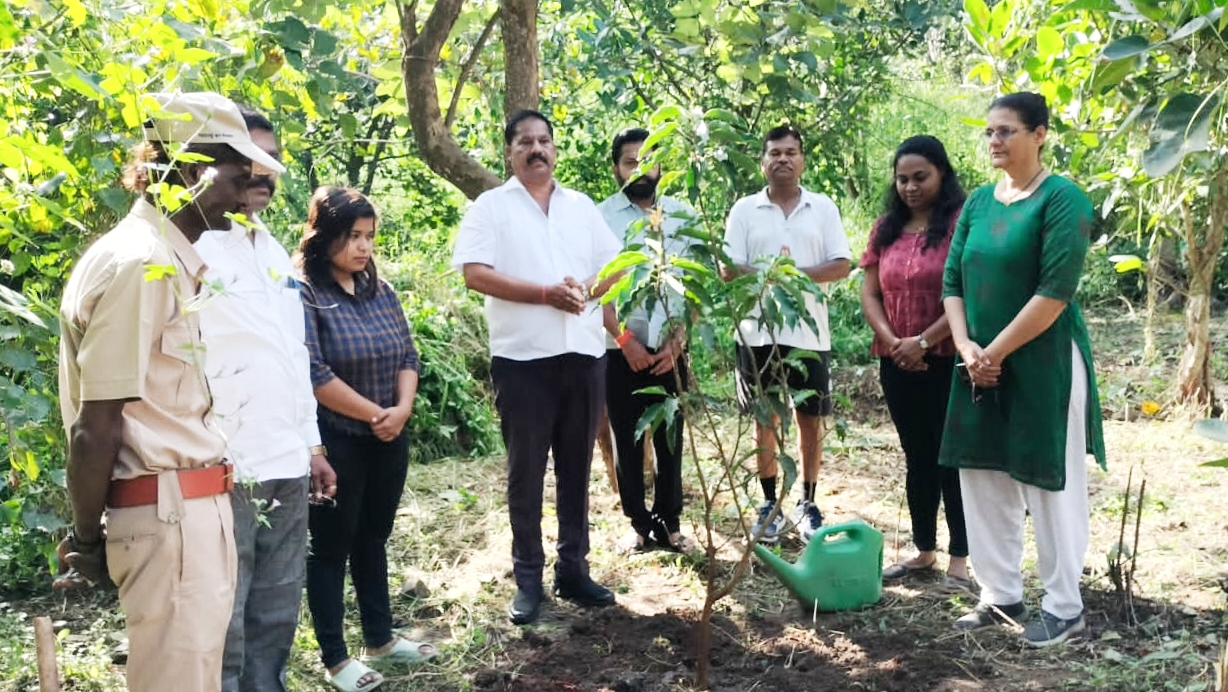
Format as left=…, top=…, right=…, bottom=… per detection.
left=301, top=275, right=420, bottom=436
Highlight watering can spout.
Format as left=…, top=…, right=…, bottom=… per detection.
left=752, top=543, right=803, bottom=589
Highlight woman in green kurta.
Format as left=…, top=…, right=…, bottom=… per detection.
left=940, top=93, right=1106, bottom=648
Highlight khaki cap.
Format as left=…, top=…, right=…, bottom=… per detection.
left=141, top=92, right=286, bottom=174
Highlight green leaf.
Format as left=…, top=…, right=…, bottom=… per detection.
left=269, top=16, right=312, bottom=51
left=0, top=285, right=45, bottom=328
left=599, top=251, right=649, bottom=279
left=21, top=506, right=68, bottom=533
left=1169, top=16, right=1208, bottom=42
left=1090, top=58, right=1136, bottom=94
left=0, top=4, right=18, bottom=50
left=1201, top=457, right=1228, bottom=468
left=649, top=105, right=683, bottom=127
left=1143, top=93, right=1221, bottom=177
left=964, top=0, right=990, bottom=34
left=703, top=108, right=742, bottom=125
left=143, top=263, right=179, bottom=282
left=640, top=122, right=678, bottom=155
left=1193, top=419, right=1228, bottom=443
left=1036, top=27, right=1063, bottom=58
left=312, top=29, right=339, bottom=56
left=1056, top=0, right=1115, bottom=10
left=1101, top=35, right=1151, bottom=60
left=0, top=347, right=37, bottom=372
left=42, top=52, right=108, bottom=102
left=1110, top=255, right=1143, bottom=273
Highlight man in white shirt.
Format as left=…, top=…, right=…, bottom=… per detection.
left=195, top=106, right=337, bottom=692
left=598, top=127, right=695, bottom=554
left=453, top=110, right=622, bottom=625
left=722, top=125, right=852, bottom=545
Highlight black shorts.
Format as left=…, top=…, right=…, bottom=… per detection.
left=735, top=345, right=832, bottom=418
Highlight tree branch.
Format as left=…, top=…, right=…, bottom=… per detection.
left=399, top=0, right=502, bottom=199
left=361, top=116, right=397, bottom=196
left=446, top=8, right=501, bottom=131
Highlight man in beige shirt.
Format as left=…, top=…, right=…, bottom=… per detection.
left=55, top=92, right=286, bottom=692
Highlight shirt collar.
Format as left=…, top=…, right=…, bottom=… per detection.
left=132, top=198, right=209, bottom=284
left=226, top=214, right=268, bottom=243
left=505, top=175, right=562, bottom=198
left=754, top=186, right=813, bottom=210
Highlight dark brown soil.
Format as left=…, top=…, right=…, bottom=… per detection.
left=475, top=605, right=970, bottom=692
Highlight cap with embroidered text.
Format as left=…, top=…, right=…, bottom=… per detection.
left=141, top=92, right=286, bottom=174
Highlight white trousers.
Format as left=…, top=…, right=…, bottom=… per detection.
left=959, top=342, right=1090, bottom=620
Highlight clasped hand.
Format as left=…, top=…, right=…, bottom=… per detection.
left=370, top=405, right=411, bottom=442
left=543, top=277, right=588, bottom=315
left=956, top=341, right=1001, bottom=388
left=53, top=531, right=110, bottom=591
left=889, top=336, right=927, bottom=372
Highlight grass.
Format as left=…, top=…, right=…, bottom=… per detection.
left=2, top=306, right=1226, bottom=691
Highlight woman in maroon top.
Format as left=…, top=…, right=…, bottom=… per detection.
left=860, top=135, right=971, bottom=589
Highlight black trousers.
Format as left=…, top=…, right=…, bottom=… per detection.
left=605, top=348, right=687, bottom=536
left=879, top=356, right=968, bottom=557
left=305, top=424, right=409, bottom=669
left=491, top=353, right=604, bottom=590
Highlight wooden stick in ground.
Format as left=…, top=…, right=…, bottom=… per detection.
left=33, top=616, right=60, bottom=692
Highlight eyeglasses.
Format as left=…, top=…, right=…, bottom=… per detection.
left=308, top=493, right=337, bottom=508
left=982, top=127, right=1023, bottom=142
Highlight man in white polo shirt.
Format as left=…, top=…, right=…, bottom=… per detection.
left=453, top=110, right=622, bottom=625
left=722, top=125, right=851, bottom=545
left=194, top=106, right=337, bottom=692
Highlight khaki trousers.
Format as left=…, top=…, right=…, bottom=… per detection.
left=106, top=493, right=236, bottom=692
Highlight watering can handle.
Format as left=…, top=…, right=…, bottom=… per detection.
left=813, top=524, right=859, bottom=543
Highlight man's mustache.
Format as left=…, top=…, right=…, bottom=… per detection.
left=248, top=175, right=277, bottom=193
left=528, top=153, right=548, bottom=165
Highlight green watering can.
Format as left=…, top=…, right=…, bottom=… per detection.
left=752, top=519, right=884, bottom=612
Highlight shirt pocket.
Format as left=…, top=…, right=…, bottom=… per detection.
left=155, top=320, right=200, bottom=414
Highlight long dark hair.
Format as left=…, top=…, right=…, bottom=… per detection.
left=872, top=135, right=966, bottom=253
left=295, top=186, right=379, bottom=297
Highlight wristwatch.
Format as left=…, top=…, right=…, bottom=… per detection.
left=309, top=445, right=328, bottom=457
left=918, top=335, right=930, bottom=351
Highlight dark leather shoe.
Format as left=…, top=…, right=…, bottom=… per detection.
left=508, top=587, right=543, bottom=625
left=553, top=574, right=615, bottom=608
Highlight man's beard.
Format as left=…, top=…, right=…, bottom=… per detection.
left=620, top=175, right=659, bottom=202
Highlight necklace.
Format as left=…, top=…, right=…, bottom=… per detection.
left=1003, top=168, right=1045, bottom=205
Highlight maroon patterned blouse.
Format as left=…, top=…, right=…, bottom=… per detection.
left=859, top=214, right=959, bottom=358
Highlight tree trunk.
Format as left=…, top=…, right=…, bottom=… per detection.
left=501, top=0, right=539, bottom=118
left=1176, top=166, right=1227, bottom=411
left=695, top=598, right=713, bottom=690
left=398, top=0, right=502, bottom=200
left=499, top=0, right=539, bottom=176
left=1144, top=236, right=1160, bottom=361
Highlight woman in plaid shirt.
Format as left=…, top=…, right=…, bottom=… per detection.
left=295, top=187, right=435, bottom=691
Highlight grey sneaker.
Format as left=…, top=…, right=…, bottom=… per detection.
left=790, top=501, right=823, bottom=544
left=954, top=601, right=1027, bottom=631
left=1022, top=610, right=1086, bottom=647
left=752, top=501, right=787, bottom=544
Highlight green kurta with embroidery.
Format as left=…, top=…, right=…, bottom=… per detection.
left=938, top=175, right=1107, bottom=491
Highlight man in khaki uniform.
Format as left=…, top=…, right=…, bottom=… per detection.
left=55, top=92, right=286, bottom=692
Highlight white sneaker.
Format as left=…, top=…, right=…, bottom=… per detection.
left=791, top=501, right=823, bottom=544
left=752, top=501, right=787, bottom=544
